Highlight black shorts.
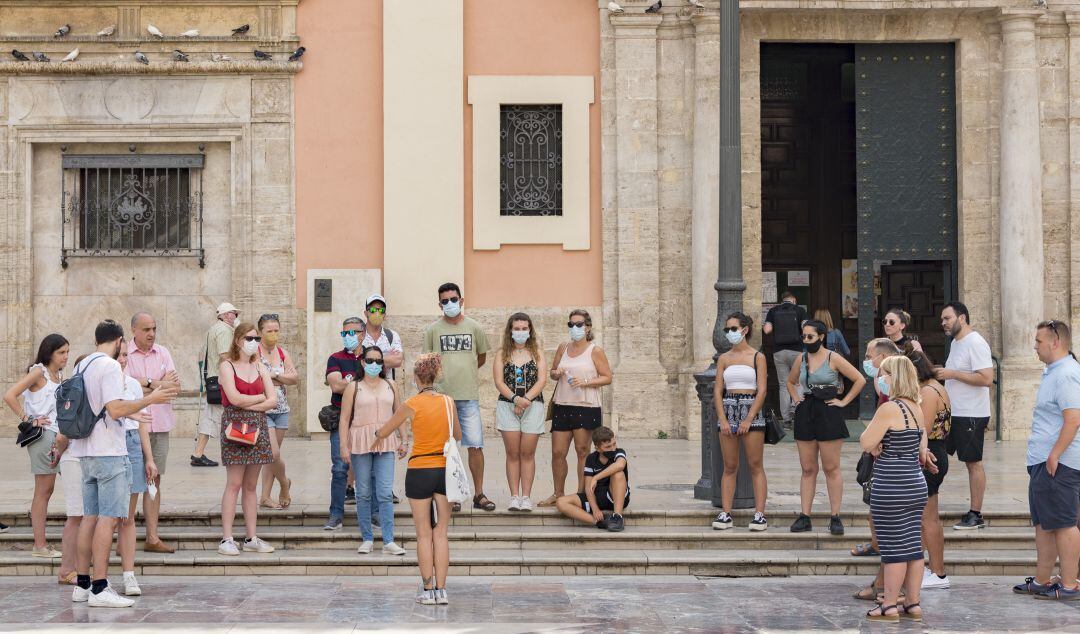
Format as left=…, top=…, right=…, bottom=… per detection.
left=1028, top=462, right=1080, bottom=531
left=405, top=467, right=446, bottom=500
left=924, top=440, right=949, bottom=497
left=577, top=488, right=630, bottom=513
left=946, top=416, right=988, bottom=463
left=793, top=397, right=849, bottom=442
left=551, top=404, right=602, bottom=433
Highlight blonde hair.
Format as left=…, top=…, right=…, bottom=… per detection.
left=878, top=355, right=921, bottom=404
left=813, top=308, right=834, bottom=331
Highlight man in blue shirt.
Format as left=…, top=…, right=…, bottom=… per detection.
left=1014, top=320, right=1080, bottom=601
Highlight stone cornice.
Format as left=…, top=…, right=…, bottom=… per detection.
left=0, top=60, right=300, bottom=75
left=609, top=14, right=664, bottom=37
left=0, top=0, right=298, bottom=6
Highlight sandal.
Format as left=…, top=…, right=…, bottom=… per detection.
left=472, top=493, right=496, bottom=512
left=57, top=571, right=77, bottom=585
left=537, top=494, right=559, bottom=507
left=876, top=588, right=906, bottom=604
left=866, top=604, right=899, bottom=623
left=850, top=542, right=879, bottom=557
left=258, top=498, right=283, bottom=510
left=853, top=585, right=882, bottom=601
left=278, top=478, right=292, bottom=509
left=899, top=602, right=922, bottom=621
left=451, top=502, right=461, bottom=512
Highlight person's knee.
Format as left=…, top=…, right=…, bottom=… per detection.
left=800, top=464, right=819, bottom=478
left=823, top=464, right=842, bottom=478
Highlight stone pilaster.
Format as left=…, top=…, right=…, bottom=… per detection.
left=0, top=77, right=33, bottom=388
left=1067, top=13, right=1080, bottom=353
left=998, top=10, right=1046, bottom=438
left=608, top=12, right=669, bottom=437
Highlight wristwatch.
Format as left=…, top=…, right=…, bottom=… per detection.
left=146, top=378, right=153, bottom=388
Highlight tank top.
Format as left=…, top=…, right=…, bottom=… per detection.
left=405, top=391, right=452, bottom=469
left=499, top=358, right=541, bottom=403
left=259, top=346, right=290, bottom=414
left=801, top=351, right=841, bottom=390
left=924, top=383, right=952, bottom=441
left=348, top=379, right=400, bottom=455
left=880, top=399, right=923, bottom=459
left=221, top=363, right=265, bottom=408
left=554, top=343, right=601, bottom=408
left=22, top=364, right=60, bottom=433
left=722, top=363, right=757, bottom=391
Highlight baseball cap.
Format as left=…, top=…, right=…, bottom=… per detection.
left=216, top=302, right=239, bottom=316
left=366, top=294, right=386, bottom=308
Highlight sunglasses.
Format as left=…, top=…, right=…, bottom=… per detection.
left=723, top=326, right=742, bottom=333
left=362, top=358, right=384, bottom=365
left=243, top=336, right=262, bottom=343
left=367, top=307, right=385, bottom=314
left=439, top=297, right=460, bottom=306
left=883, top=319, right=898, bottom=326
left=801, top=334, right=819, bottom=342
left=340, top=330, right=360, bottom=337
left=260, top=313, right=279, bottom=321
left=568, top=321, right=587, bottom=328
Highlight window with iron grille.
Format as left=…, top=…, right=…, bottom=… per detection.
left=60, top=154, right=204, bottom=268
left=499, top=104, right=563, bottom=216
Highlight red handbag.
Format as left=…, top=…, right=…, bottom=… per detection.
left=223, top=409, right=262, bottom=446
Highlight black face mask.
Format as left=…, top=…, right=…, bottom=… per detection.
left=602, top=450, right=619, bottom=463
left=804, top=340, right=823, bottom=354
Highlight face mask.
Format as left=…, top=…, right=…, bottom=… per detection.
left=876, top=376, right=890, bottom=396
left=569, top=325, right=587, bottom=342
left=804, top=339, right=823, bottom=353
left=442, top=300, right=461, bottom=318
left=342, top=333, right=359, bottom=351
left=367, top=312, right=384, bottom=327
left=242, top=340, right=259, bottom=357
left=363, top=362, right=382, bottom=377
left=863, top=359, right=879, bottom=378
left=725, top=330, right=744, bottom=345
left=263, top=332, right=279, bottom=348
left=511, top=331, right=530, bottom=345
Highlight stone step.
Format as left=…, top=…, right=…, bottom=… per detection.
left=0, top=548, right=1037, bottom=578
left=0, top=525, right=1036, bottom=552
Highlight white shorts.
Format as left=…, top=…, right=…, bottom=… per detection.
left=198, top=402, right=221, bottom=438
left=60, top=459, right=84, bottom=518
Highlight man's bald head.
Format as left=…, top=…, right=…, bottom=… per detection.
left=131, top=312, right=157, bottom=351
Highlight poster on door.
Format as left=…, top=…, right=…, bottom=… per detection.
left=841, top=259, right=858, bottom=318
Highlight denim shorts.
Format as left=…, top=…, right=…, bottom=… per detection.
left=81, top=455, right=131, bottom=518
left=126, top=430, right=147, bottom=495
left=455, top=400, right=483, bottom=449
left=266, top=411, right=290, bottom=431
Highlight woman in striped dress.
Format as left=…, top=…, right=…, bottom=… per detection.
left=859, top=355, right=931, bottom=623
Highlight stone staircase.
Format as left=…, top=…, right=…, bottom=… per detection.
left=0, top=507, right=1037, bottom=577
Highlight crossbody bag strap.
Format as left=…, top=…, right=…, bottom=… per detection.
left=383, top=378, right=397, bottom=413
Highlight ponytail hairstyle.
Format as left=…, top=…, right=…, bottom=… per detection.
left=726, top=311, right=754, bottom=343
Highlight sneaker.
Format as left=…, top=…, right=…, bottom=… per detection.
left=323, top=517, right=343, bottom=531
left=217, top=538, right=240, bottom=556
left=357, top=541, right=373, bottom=554
left=829, top=515, right=845, bottom=536
left=243, top=536, right=275, bottom=553
left=190, top=455, right=217, bottom=467
left=518, top=497, right=534, bottom=512
left=790, top=514, right=812, bottom=533
left=31, top=546, right=62, bottom=558
left=416, top=583, right=436, bottom=605
left=749, top=512, right=768, bottom=532
left=607, top=513, right=625, bottom=532
left=122, top=574, right=141, bottom=597
left=711, top=511, right=733, bottom=530
left=921, top=567, right=950, bottom=589
left=72, top=585, right=90, bottom=603
left=345, top=486, right=356, bottom=505
left=953, top=510, right=986, bottom=530
left=88, top=584, right=135, bottom=608
left=507, top=496, right=521, bottom=512
left=1034, top=582, right=1080, bottom=601
left=382, top=542, right=406, bottom=556
left=1013, top=575, right=1060, bottom=595
left=435, top=588, right=449, bottom=605
left=595, top=511, right=612, bottom=530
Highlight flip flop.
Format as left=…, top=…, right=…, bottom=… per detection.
left=258, top=498, right=283, bottom=510
left=537, top=495, right=559, bottom=507
left=57, top=571, right=77, bottom=585
left=278, top=478, right=292, bottom=509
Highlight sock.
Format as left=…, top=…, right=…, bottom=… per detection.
left=123, top=571, right=136, bottom=582
left=91, top=579, right=107, bottom=594
left=76, top=574, right=91, bottom=590
left=937, top=574, right=946, bottom=579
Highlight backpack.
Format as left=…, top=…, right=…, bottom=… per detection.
left=771, top=303, right=801, bottom=346
left=55, top=355, right=107, bottom=440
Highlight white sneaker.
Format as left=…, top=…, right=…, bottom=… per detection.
left=518, top=497, right=534, bottom=512
left=217, top=538, right=240, bottom=556
left=357, top=540, right=374, bottom=554
left=435, top=588, right=449, bottom=605
left=88, top=584, right=135, bottom=608
left=243, top=536, right=275, bottom=553
left=72, top=586, right=90, bottom=603
left=507, top=496, right=521, bottom=511
left=416, top=583, right=436, bottom=605
left=382, top=542, right=406, bottom=556
left=921, top=567, right=950, bottom=589
left=123, top=574, right=142, bottom=597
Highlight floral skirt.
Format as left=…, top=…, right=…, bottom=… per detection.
left=220, top=407, right=272, bottom=466
left=721, top=393, right=765, bottom=434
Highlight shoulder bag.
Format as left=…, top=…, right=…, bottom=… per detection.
left=441, top=395, right=472, bottom=504
left=203, top=332, right=222, bottom=405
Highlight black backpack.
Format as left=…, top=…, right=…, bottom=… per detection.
left=771, top=303, right=801, bottom=346
left=55, top=355, right=107, bottom=440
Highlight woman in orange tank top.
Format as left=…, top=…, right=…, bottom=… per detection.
left=372, top=353, right=460, bottom=605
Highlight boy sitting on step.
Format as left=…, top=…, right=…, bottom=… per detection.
left=556, top=426, right=630, bottom=532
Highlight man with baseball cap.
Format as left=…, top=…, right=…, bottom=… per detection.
left=361, top=294, right=403, bottom=377
left=192, top=302, right=238, bottom=466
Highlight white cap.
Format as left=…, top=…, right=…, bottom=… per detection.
left=216, top=302, right=239, bottom=316
left=366, top=293, right=386, bottom=308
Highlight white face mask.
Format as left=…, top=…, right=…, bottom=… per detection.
left=442, top=300, right=461, bottom=318
left=242, top=340, right=259, bottom=357
left=569, top=325, right=587, bottom=342
left=511, top=330, right=530, bottom=345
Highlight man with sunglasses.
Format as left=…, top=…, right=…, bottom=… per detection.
left=322, top=316, right=367, bottom=530
left=935, top=302, right=994, bottom=530
left=361, top=294, right=403, bottom=378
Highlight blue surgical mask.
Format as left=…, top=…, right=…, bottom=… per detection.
left=343, top=333, right=359, bottom=351
left=876, top=376, right=890, bottom=396
left=569, top=325, right=586, bottom=342
left=725, top=330, right=744, bottom=345
left=511, top=331, right=530, bottom=345
left=863, top=359, right=878, bottom=377
left=363, top=362, right=382, bottom=377
left=442, top=300, right=461, bottom=318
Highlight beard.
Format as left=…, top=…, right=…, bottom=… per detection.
left=112, top=341, right=122, bottom=359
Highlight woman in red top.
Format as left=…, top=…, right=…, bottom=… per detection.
left=217, top=322, right=279, bottom=556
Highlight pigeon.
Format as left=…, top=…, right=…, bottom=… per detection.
left=97, top=24, right=116, bottom=37
left=645, top=0, right=662, bottom=13
left=232, top=24, right=250, bottom=36
left=253, top=49, right=272, bottom=60
left=11, top=49, right=30, bottom=62
left=54, top=24, right=70, bottom=38
left=210, top=52, right=232, bottom=62
left=607, top=2, right=625, bottom=13
left=32, top=52, right=49, bottom=62
left=1035, top=0, right=1048, bottom=8
left=287, top=46, right=305, bottom=62
left=134, top=51, right=149, bottom=65
left=179, top=29, right=199, bottom=37
left=147, top=24, right=164, bottom=38
left=60, top=48, right=79, bottom=62
left=689, top=0, right=705, bottom=7
left=172, top=49, right=189, bottom=62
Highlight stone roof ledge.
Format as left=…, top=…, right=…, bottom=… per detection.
left=0, top=60, right=301, bottom=75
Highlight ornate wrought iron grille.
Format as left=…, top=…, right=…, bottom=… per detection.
left=499, top=104, right=563, bottom=216
left=60, top=154, right=204, bottom=268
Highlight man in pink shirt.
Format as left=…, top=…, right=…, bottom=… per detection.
left=125, top=312, right=181, bottom=554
